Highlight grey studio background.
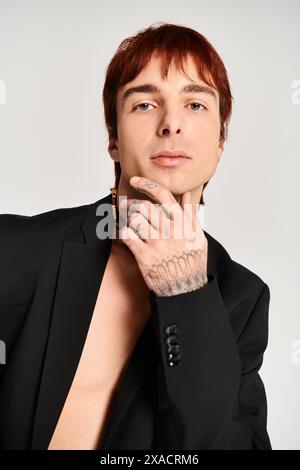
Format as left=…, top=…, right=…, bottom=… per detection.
left=0, top=0, right=299, bottom=450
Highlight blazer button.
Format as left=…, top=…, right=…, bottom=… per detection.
left=168, top=352, right=181, bottom=367
left=168, top=352, right=181, bottom=361
left=164, top=324, right=181, bottom=367
left=165, top=335, right=178, bottom=346
left=167, top=344, right=180, bottom=354
left=165, top=324, right=177, bottom=335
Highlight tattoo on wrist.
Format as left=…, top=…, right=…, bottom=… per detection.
left=145, top=248, right=208, bottom=297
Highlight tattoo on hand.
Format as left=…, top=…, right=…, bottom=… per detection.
left=144, top=181, right=159, bottom=190
left=145, top=248, right=208, bottom=297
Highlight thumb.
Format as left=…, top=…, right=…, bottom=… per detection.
left=180, top=191, right=198, bottom=233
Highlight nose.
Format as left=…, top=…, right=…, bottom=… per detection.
left=158, top=108, right=182, bottom=136
left=161, top=127, right=181, bottom=136
left=157, top=105, right=183, bottom=137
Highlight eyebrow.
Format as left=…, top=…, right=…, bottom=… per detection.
left=121, top=83, right=218, bottom=107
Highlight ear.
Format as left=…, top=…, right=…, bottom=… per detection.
left=107, top=126, right=120, bottom=162
left=217, top=138, right=224, bottom=161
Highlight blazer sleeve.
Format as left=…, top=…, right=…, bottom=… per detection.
left=149, top=273, right=272, bottom=450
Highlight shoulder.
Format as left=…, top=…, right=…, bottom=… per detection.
left=0, top=199, right=94, bottom=241
left=205, top=230, right=270, bottom=304
left=0, top=199, right=104, bottom=318
left=204, top=230, right=271, bottom=344
left=0, top=199, right=99, bottom=271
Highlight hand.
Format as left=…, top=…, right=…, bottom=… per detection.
left=118, top=176, right=208, bottom=297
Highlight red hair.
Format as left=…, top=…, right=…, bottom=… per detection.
left=102, top=22, right=233, bottom=205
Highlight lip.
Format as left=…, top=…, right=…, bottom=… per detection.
left=151, top=149, right=191, bottom=159
left=151, top=156, right=191, bottom=167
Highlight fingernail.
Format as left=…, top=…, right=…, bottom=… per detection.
left=131, top=176, right=140, bottom=184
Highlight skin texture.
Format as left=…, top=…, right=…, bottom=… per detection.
left=108, top=52, right=224, bottom=296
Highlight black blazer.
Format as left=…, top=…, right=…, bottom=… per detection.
left=0, top=192, right=272, bottom=450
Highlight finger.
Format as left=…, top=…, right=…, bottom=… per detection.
left=129, top=176, right=181, bottom=220
left=126, top=198, right=172, bottom=232
left=180, top=191, right=191, bottom=211
left=181, top=191, right=198, bottom=235
left=119, top=226, right=145, bottom=256
left=128, top=211, right=160, bottom=241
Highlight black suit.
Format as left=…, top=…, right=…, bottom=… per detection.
left=0, top=192, right=272, bottom=450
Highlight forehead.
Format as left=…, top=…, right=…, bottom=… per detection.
left=117, top=52, right=217, bottom=104
left=134, top=53, right=201, bottom=81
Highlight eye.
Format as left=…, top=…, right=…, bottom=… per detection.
left=133, top=103, right=155, bottom=111
left=132, top=102, right=207, bottom=112
left=188, top=102, right=207, bottom=111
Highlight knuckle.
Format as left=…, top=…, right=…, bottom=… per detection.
left=143, top=200, right=151, bottom=210
left=128, top=213, right=138, bottom=225
left=158, top=187, right=166, bottom=198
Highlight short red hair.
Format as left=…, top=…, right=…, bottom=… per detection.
left=102, top=22, right=233, bottom=204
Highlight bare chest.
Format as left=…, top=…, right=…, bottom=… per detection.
left=47, top=248, right=151, bottom=450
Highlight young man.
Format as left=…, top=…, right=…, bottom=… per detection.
left=0, top=23, right=272, bottom=450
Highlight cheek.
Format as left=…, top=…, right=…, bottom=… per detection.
left=196, top=132, right=220, bottom=154
left=118, top=120, right=150, bottom=157
left=195, top=119, right=221, bottom=153
left=197, top=113, right=220, bottom=136
left=119, top=120, right=136, bottom=142
left=192, top=124, right=221, bottom=173
left=116, top=131, right=142, bottom=173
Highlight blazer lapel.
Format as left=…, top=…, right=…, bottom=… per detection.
left=30, top=193, right=158, bottom=450
left=30, top=191, right=226, bottom=450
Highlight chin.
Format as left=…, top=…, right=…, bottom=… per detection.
left=137, top=170, right=186, bottom=195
